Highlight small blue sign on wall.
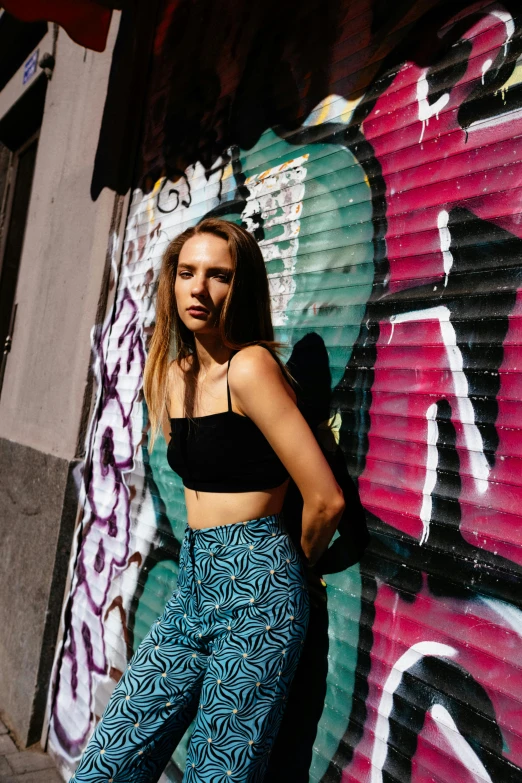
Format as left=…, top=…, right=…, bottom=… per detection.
left=23, top=49, right=38, bottom=85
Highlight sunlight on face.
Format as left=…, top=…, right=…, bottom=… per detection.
left=175, top=233, right=234, bottom=333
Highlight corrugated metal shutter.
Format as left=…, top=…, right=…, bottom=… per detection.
left=48, top=2, right=522, bottom=782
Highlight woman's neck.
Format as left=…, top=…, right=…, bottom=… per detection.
left=193, top=334, right=233, bottom=373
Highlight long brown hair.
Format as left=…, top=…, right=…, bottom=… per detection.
left=144, top=217, right=297, bottom=450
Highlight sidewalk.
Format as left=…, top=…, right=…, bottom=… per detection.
left=0, top=721, right=62, bottom=782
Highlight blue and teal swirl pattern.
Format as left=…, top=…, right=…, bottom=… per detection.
left=70, top=513, right=310, bottom=782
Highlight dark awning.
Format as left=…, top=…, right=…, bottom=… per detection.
left=2, top=0, right=125, bottom=52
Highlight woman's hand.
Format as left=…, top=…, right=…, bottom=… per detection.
left=304, top=565, right=328, bottom=607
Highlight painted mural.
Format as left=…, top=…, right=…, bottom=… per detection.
left=48, top=1, right=522, bottom=781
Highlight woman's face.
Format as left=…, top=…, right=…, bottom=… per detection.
left=175, top=233, right=234, bottom=334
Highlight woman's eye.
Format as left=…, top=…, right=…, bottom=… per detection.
left=178, top=271, right=229, bottom=281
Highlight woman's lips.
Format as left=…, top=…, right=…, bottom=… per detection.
left=187, top=307, right=209, bottom=318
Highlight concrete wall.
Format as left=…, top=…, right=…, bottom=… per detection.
left=0, top=15, right=122, bottom=747
left=0, top=443, right=79, bottom=746
left=0, top=22, right=119, bottom=459
left=48, top=1, right=522, bottom=782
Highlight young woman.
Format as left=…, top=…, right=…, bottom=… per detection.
left=70, top=218, right=345, bottom=783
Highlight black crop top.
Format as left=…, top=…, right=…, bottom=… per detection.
left=167, top=348, right=290, bottom=492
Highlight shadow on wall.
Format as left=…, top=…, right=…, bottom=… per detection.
left=267, top=332, right=369, bottom=782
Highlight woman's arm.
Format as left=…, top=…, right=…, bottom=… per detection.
left=229, top=345, right=345, bottom=565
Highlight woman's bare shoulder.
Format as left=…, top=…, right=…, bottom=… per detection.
left=230, top=344, right=278, bottom=374
left=230, top=345, right=296, bottom=404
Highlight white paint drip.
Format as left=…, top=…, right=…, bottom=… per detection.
left=491, top=7, right=514, bottom=56
left=420, top=403, right=439, bottom=545
left=467, top=6, right=516, bottom=130
left=417, top=69, right=450, bottom=143
left=437, top=209, right=453, bottom=286
left=430, top=704, right=493, bottom=782
left=440, top=2, right=513, bottom=53
left=390, top=307, right=490, bottom=495
left=371, top=642, right=458, bottom=783
left=434, top=5, right=514, bottom=132
left=481, top=58, right=493, bottom=84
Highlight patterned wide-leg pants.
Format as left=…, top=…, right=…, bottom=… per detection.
left=69, top=513, right=310, bottom=783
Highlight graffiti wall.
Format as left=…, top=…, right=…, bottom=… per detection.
left=48, top=1, right=522, bottom=781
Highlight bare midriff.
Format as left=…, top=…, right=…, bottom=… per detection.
left=184, top=478, right=290, bottom=529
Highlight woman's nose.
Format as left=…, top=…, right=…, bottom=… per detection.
left=191, top=275, right=208, bottom=295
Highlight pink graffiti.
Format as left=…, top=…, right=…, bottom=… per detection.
left=346, top=585, right=522, bottom=781
left=354, top=0, right=522, bottom=559
left=363, top=1, right=522, bottom=294
left=345, top=3, right=522, bottom=779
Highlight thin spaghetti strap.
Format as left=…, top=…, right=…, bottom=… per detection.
left=226, top=349, right=240, bottom=412
left=226, top=353, right=234, bottom=412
